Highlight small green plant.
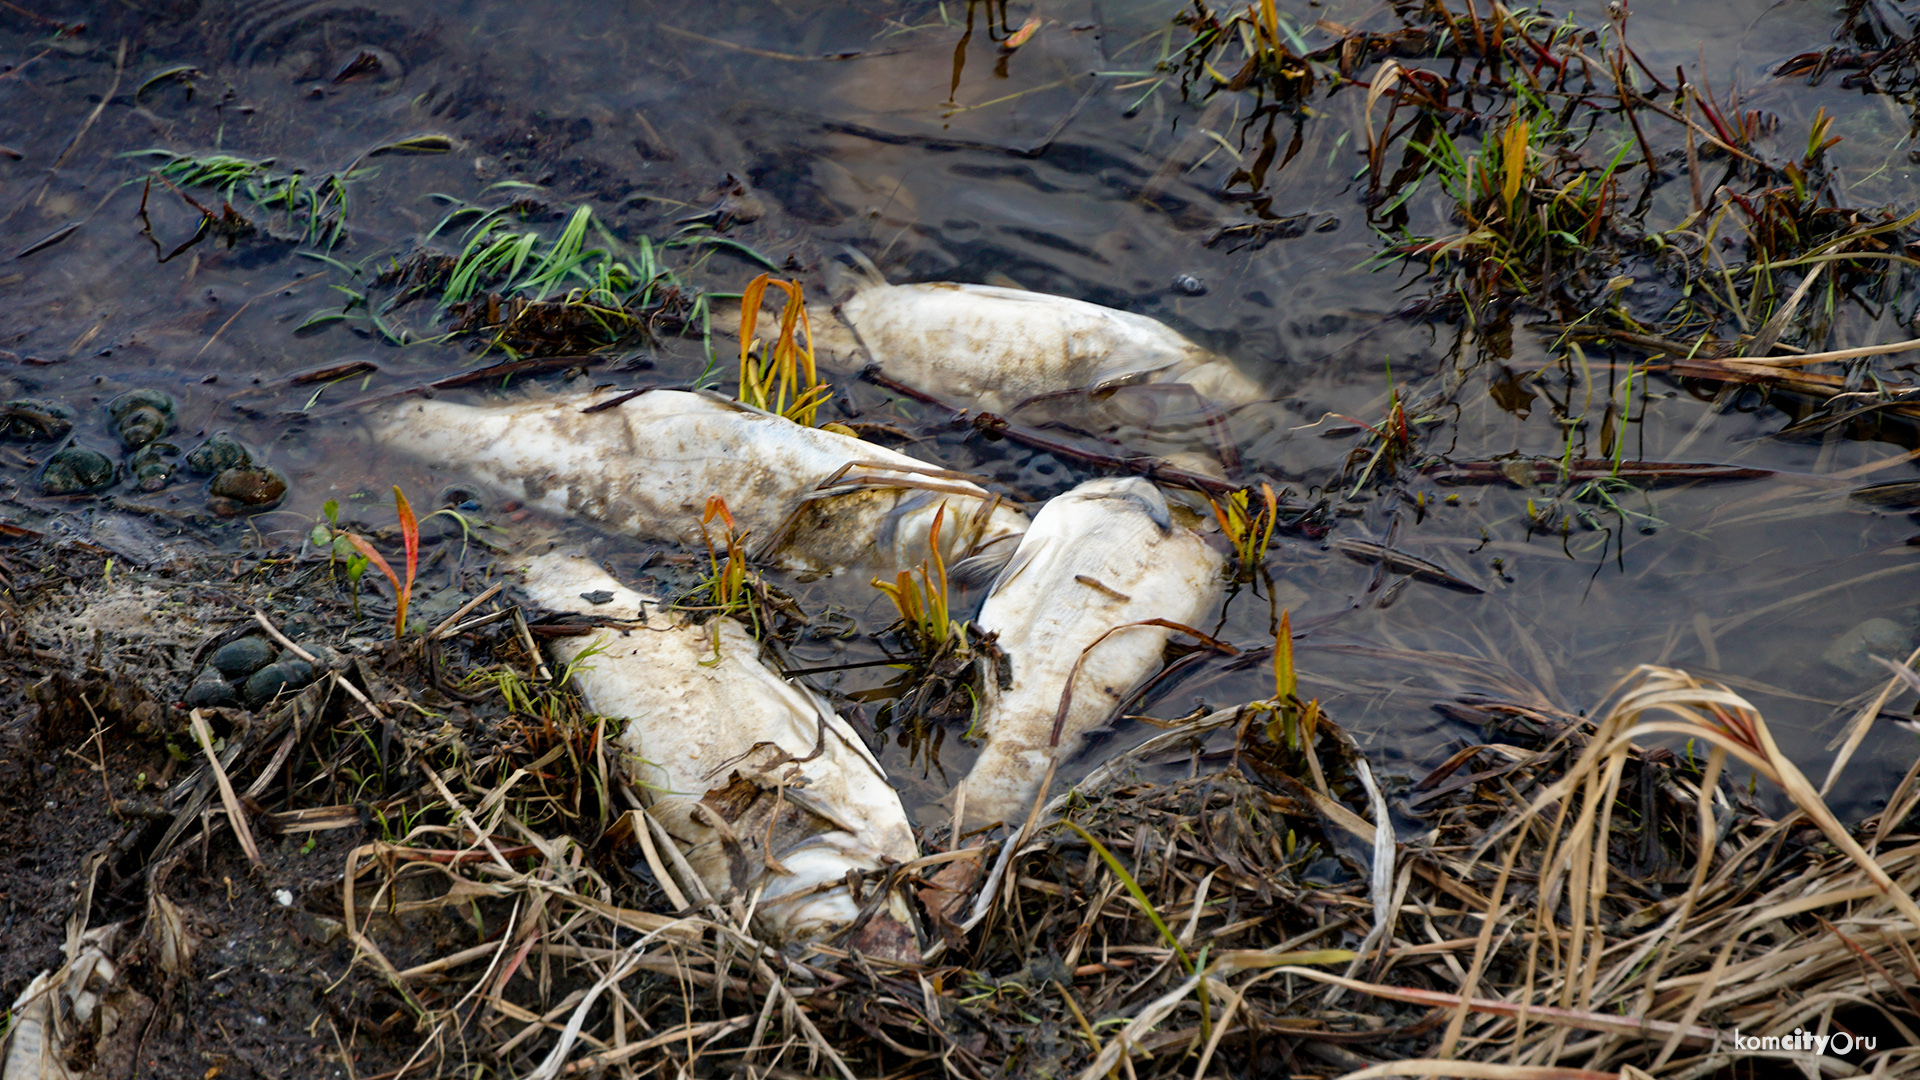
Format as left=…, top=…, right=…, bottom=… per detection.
left=335, top=486, right=420, bottom=641
left=312, top=498, right=371, bottom=619
left=736, top=274, right=832, bottom=427
left=1260, top=610, right=1321, bottom=751
left=871, top=505, right=961, bottom=654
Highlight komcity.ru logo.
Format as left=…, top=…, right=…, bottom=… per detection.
left=1730, top=1029, right=1877, bottom=1055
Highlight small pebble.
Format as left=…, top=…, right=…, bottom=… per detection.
left=1171, top=273, right=1207, bottom=296
left=208, top=465, right=289, bottom=516
left=242, top=655, right=316, bottom=709
left=184, top=664, right=239, bottom=708
left=185, top=432, right=252, bottom=475
left=273, top=888, right=294, bottom=907
left=129, top=441, right=179, bottom=492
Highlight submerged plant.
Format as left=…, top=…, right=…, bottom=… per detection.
left=131, top=149, right=365, bottom=249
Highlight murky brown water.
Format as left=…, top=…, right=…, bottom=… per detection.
left=3, top=0, right=1917, bottom=818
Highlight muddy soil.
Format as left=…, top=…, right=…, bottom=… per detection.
left=0, top=532, right=507, bottom=1078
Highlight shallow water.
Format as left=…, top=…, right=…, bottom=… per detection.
left=2, top=0, right=1917, bottom=820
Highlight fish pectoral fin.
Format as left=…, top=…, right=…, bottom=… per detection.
left=1090, top=350, right=1181, bottom=393
left=981, top=534, right=1050, bottom=599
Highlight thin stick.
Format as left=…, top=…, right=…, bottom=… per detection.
left=189, top=709, right=262, bottom=867
left=431, top=581, right=505, bottom=639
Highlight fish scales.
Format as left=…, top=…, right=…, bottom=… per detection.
left=954, top=478, right=1225, bottom=831
left=810, top=282, right=1270, bottom=414
left=518, top=553, right=918, bottom=952
left=371, top=387, right=1027, bottom=576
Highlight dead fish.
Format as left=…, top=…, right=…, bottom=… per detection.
left=518, top=553, right=919, bottom=955
left=371, top=387, right=1028, bottom=577
left=953, top=478, right=1225, bottom=831
left=728, top=256, right=1269, bottom=416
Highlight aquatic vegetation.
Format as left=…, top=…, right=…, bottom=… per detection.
left=356, top=193, right=705, bottom=357
left=130, top=149, right=364, bottom=250
left=1206, top=481, right=1277, bottom=581
left=735, top=273, right=832, bottom=427
left=870, top=504, right=961, bottom=653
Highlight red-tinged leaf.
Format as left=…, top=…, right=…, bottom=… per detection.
left=1006, top=15, right=1040, bottom=49
left=392, top=485, right=418, bottom=639
left=341, top=532, right=402, bottom=597
left=393, top=486, right=418, bottom=592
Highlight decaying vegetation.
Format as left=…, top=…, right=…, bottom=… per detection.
left=6, top=516, right=1920, bottom=1077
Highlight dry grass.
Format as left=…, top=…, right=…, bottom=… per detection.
left=320, top=629, right=1920, bottom=1078
left=18, top=536, right=1914, bottom=1078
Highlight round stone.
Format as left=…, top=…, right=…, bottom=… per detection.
left=208, top=466, right=288, bottom=516
left=0, top=398, right=75, bottom=442
left=107, top=389, right=178, bottom=450
left=39, top=445, right=116, bottom=495
left=184, top=432, right=252, bottom=475
left=242, top=657, right=316, bottom=709
left=129, top=441, right=180, bottom=492
left=184, top=664, right=239, bottom=708
left=211, top=636, right=278, bottom=680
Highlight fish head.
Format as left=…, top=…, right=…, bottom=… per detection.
left=874, top=488, right=1030, bottom=580
left=1056, top=476, right=1172, bottom=533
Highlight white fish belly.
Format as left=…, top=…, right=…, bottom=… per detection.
left=371, top=387, right=1026, bottom=575
left=519, top=554, right=917, bottom=947
left=830, top=283, right=1266, bottom=412
left=955, top=478, right=1224, bottom=830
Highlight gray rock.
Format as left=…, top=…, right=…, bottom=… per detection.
left=211, top=636, right=278, bottom=680
left=1823, top=617, right=1912, bottom=679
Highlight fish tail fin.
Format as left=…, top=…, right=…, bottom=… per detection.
left=824, top=246, right=887, bottom=300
